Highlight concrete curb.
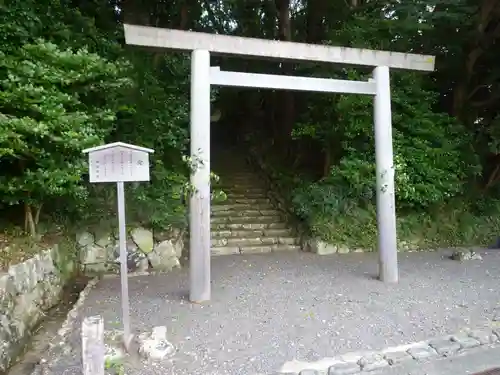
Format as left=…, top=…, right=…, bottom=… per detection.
left=277, top=325, right=500, bottom=375
left=31, top=277, right=100, bottom=375
left=101, top=268, right=176, bottom=279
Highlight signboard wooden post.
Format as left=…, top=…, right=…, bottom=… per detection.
left=83, top=142, right=154, bottom=350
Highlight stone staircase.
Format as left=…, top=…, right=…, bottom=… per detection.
left=211, top=153, right=302, bottom=256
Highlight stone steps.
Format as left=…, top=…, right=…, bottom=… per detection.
left=211, top=209, right=280, bottom=218
left=210, top=150, right=300, bottom=255
left=210, top=158, right=301, bottom=256
left=211, top=221, right=288, bottom=231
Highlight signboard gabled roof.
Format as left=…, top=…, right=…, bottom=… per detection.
left=82, top=142, right=154, bottom=154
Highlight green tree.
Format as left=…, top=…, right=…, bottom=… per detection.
left=0, top=41, right=131, bottom=236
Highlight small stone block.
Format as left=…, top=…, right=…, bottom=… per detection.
left=383, top=351, right=413, bottom=365
left=152, top=326, right=167, bottom=341
left=358, top=354, right=388, bottom=371
left=468, top=329, right=497, bottom=344
left=328, top=362, right=361, bottom=375
left=492, top=328, right=500, bottom=340
left=406, top=346, right=437, bottom=361
left=428, top=338, right=461, bottom=357
left=450, top=334, right=480, bottom=349
left=471, top=253, right=483, bottom=260
left=299, top=370, right=319, bottom=375
left=137, top=326, right=175, bottom=360
left=105, top=344, right=125, bottom=362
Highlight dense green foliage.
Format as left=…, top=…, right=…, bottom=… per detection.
left=0, top=0, right=192, bottom=236
left=1, top=0, right=500, bottom=249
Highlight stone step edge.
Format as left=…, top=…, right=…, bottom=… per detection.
left=219, top=201, right=272, bottom=205
left=211, top=224, right=289, bottom=230
left=211, top=228, right=294, bottom=234
left=223, top=195, right=269, bottom=199
left=211, top=217, right=284, bottom=224
left=211, top=210, right=281, bottom=217
left=211, top=237, right=299, bottom=246
left=212, top=244, right=302, bottom=255
left=211, top=232, right=296, bottom=239
left=217, top=188, right=268, bottom=192
left=273, top=325, right=500, bottom=375
left=212, top=204, right=274, bottom=209
left=211, top=231, right=296, bottom=239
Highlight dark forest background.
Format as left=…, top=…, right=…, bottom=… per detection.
left=1, top=0, right=500, bottom=256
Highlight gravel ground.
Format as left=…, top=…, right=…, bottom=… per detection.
left=42, top=249, right=500, bottom=374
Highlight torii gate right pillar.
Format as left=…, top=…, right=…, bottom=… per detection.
left=373, top=66, right=398, bottom=283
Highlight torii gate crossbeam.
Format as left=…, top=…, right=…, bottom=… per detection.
left=123, top=24, right=436, bottom=303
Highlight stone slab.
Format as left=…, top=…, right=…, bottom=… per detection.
left=299, top=370, right=320, bottom=375
left=468, top=329, right=498, bottom=345
left=328, top=362, right=361, bottom=375
left=428, top=338, right=461, bottom=357
left=383, top=350, right=413, bottom=365
left=358, top=353, right=388, bottom=371
left=450, top=334, right=480, bottom=349
left=407, top=345, right=438, bottom=361
left=372, top=345, right=500, bottom=375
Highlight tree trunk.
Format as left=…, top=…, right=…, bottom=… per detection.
left=323, top=144, right=332, bottom=177
left=452, top=0, right=500, bottom=122
left=122, top=0, right=150, bottom=25
left=24, top=203, right=37, bottom=237
left=306, top=0, right=326, bottom=43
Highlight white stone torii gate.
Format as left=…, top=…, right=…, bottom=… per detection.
left=123, top=24, right=436, bottom=303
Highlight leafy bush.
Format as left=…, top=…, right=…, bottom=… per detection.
left=106, top=53, right=191, bottom=230
left=0, top=41, right=130, bottom=235
left=293, top=71, right=478, bottom=211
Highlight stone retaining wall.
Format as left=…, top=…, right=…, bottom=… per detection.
left=0, top=244, right=77, bottom=372
left=0, top=225, right=184, bottom=372
left=78, top=227, right=185, bottom=274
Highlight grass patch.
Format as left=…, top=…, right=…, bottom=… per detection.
left=310, top=203, right=500, bottom=250
left=0, top=225, right=68, bottom=271
left=0, top=211, right=84, bottom=272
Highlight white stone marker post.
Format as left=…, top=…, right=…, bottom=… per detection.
left=83, top=142, right=154, bottom=349
left=82, top=315, right=105, bottom=375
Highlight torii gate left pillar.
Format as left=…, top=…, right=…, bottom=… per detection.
left=189, top=50, right=211, bottom=303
